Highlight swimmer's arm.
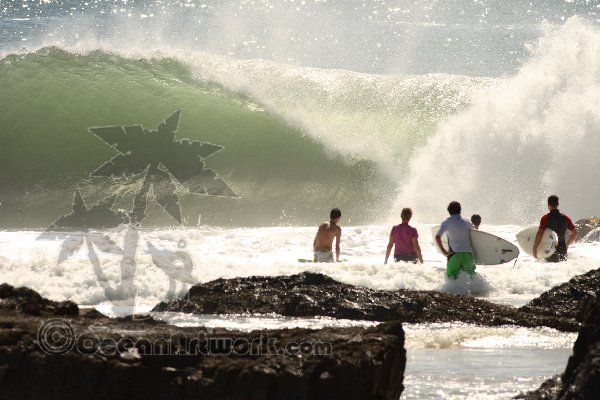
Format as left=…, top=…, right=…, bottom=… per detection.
left=412, top=237, right=423, bottom=263
left=566, top=216, right=577, bottom=248
left=384, top=235, right=394, bottom=264
left=335, top=228, right=341, bottom=262
left=435, top=235, right=447, bottom=256
left=566, top=227, right=577, bottom=248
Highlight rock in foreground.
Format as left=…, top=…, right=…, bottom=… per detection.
left=0, top=283, right=78, bottom=316
left=0, top=284, right=406, bottom=400
left=154, top=272, right=579, bottom=332
left=519, top=268, right=599, bottom=323
left=515, top=296, right=600, bottom=400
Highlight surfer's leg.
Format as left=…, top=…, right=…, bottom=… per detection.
left=314, top=251, right=334, bottom=263
left=326, top=251, right=334, bottom=262
left=546, top=253, right=567, bottom=263
left=548, top=245, right=568, bottom=262
left=394, top=253, right=418, bottom=263
left=448, top=253, right=475, bottom=277
left=446, top=255, right=461, bottom=279
left=461, top=253, right=476, bottom=275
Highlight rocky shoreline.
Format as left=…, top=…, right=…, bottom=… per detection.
left=515, top=296, right=600, bottom=400
left=154, top=272, right=580, bottom=332
left=3, top=265, right=600, bottom=399
left=0, top=283, right=405, bottom=400
left=519, top=267, right=600, bottom=323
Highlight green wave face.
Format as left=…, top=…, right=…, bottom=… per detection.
left=0, top=48, right=393, bottom=228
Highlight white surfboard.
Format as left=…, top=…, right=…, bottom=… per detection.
left=431, top=226, right=519, bottom=265
left=516, top=226, right=557, bottom=259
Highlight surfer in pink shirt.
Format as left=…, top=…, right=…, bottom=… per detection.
left=384, top=208, right=423, bottom=264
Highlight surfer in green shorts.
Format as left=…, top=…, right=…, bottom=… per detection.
left=313, top=208, right=342, bottom=262
left=436, top=201, right=476, bottom=279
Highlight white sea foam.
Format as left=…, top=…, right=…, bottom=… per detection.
left=404, top=323, right=577, bottom=350
left=152, top=312, right=378, bottom=332
left=0, top=224, right=597, bottom=310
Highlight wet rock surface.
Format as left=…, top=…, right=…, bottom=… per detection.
left=519, top=268, right=600, bottom=323
left=0, top=284, right=406, bottom=400
left=154, top=272, right=580, bottom=332
left=575, top=217, right=600, bottom=242
left=0, top=283, right=78, bottom=317
left=515, top=296, right=600, bottom=400
left=573, top=217, right=600, bottom=242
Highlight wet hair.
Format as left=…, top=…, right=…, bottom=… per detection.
left=548, top=195, right=559, bottom=207
left=401, top=208, right=413, bottom=220
left=330, top=208, right=342, bottom=220
left=447, top=201, right=461, bottom=215
left=471, top=214, right=481, bottom=225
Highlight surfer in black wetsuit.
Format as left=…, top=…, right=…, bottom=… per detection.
left=533, top=195, right=577, bottom=262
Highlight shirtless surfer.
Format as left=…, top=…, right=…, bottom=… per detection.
left=313, top=208, right=342, bottom=262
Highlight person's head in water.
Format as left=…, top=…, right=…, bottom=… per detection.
left=471, top=214, right=481, bottom=229
left=447, top=201, right=461, bottom=216
left=548, top=195, right=559, bottom=210
left=401, top=207, right=413, bottom=222
left=330, top=208, right=341, bottom=223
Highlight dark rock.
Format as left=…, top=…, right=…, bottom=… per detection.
left=154, top=272, right=579, bottom=332
left=78, top=307, right=110, bottom=320
left=573, top=217, right=600, bottom=242
left=0, top=283, right=78, bottom=317
left=0, top=284, right=406, bottom=400
left=519, top=268, right=599, bottom=322
left=557, top=298, right=600, bottom=399
left=514, top=297, right=600, bottom=400
left=514, top=375, right=563, bottom=400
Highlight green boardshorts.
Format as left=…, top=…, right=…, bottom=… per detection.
left=446, top=252, right=476, bottom=279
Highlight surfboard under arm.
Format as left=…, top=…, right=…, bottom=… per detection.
left=431, top=225, right=519, bottom=265
left=516, top=227, right=557, bottom=259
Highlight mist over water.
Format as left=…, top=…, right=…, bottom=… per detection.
left=395, top=18, right=600, bottom=224
left=4, top=0, right=586, bottom=76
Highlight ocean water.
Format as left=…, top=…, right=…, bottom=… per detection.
left=2, top=0, right=600, bottom=398
left=2, top=1, right=600, bottom=228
